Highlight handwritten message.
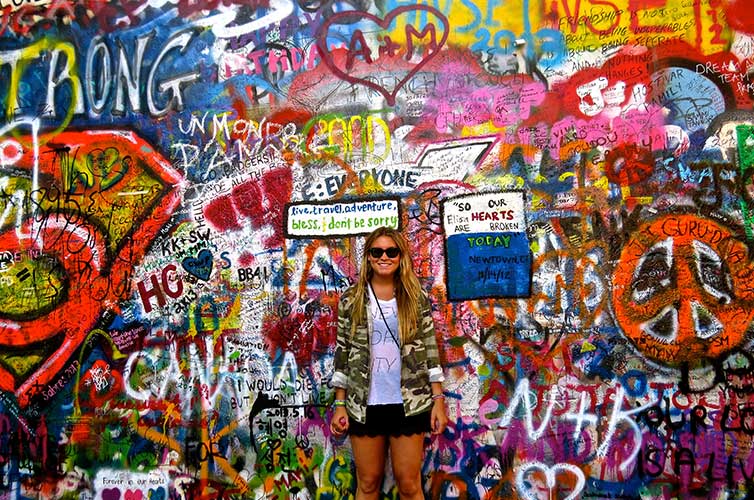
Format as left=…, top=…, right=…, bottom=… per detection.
left=95, top=469, right=169, bottom=499
left=442, top=191, right=531, bottom=300
left=284, top=198, right=400, bottom=238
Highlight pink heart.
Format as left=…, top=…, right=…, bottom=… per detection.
left=102, top=488, right=121, bottom=500
left=316, top=6, right=449, bottom=106
left=124, top=490, right=143, bottom=500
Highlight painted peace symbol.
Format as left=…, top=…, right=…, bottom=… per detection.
left=612, top=214, right=754, bottom=366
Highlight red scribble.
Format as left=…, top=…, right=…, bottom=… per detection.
left=721, top=0, right=754, bottom=34
left=261, top=168, right=293, bottom=243
left=78, top=360, right=123, bottom=409
left=204, top=194, right=243, bottom=232
left=0, top=6, right=13, bottom=36
left=604, top=144, right=655, bottom=186
left=204, top=167, right=292, bottom=247
left=231, top=182, right=265, bottom=227
left=262, top=295, right=336, bottom=369
left=268, top=107, right=314, bottom=129
left=315, top=6, right=449, bottom=106
left=229, top=93, right=251, bottom=128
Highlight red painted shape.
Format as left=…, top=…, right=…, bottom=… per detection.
left=260, top=168, right=293, bottom=247
left=315, top=6, right=449, bottom=106
left=0, top=130, right=181, bottom=406
left=78, top=359, right=123, bottom=409
left=604, top=144, right=655, bottom=185
left=268, top=108, right=313, bottom=128
left=204, top=194, right=243, bottom=231
left=722, top=0, right=754, bottom=34
left=263, top=299, right=336, bottom=369
left=204, top=167, right=292, bottom=246
left=231, top=181, right=264, bottom=226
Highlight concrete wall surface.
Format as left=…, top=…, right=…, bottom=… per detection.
left=1, top=0, right=754, bottom=498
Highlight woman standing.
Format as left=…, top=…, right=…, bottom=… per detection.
left=330, top=226, right=448, bottom=500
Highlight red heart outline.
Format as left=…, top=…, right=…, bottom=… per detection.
left=316, top=6, right=449, bottom=106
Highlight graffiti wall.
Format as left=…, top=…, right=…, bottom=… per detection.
left=1, top=0, right=754, bottom=498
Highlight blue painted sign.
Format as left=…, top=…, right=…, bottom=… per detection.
left=442, top=191, right=531, bottom=300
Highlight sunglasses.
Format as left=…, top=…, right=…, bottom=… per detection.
left=369, top=247, right=400, bottom=259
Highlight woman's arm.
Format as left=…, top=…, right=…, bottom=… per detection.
left=331, top=294, right=352, bottom=389
left=330, top=293, right=352, bottom=437
left=430, top=381, right=448, bottom=434
left=330, top=387, right=349, bottom=435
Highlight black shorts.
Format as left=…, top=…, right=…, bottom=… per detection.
left=349, top=404, right=431, bottom=437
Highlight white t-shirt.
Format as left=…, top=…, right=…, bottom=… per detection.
left=368, top=296, right=403, bottom=405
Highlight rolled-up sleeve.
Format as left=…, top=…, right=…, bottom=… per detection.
left=419, top=295, right=445, bottom=383
left=331, top=295, right=351, bottom=389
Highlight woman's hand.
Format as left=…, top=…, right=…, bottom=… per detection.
left=430, top=398, right=448, bottom=435
left=330, top=406, right=349, bottom=436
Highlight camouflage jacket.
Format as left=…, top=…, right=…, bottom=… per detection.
left=331, top=285, right=445, bottom=424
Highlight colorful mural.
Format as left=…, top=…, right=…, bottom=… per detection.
left=1, top=0, right=754, bottom=498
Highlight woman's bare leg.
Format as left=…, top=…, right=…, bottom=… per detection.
left=389, top=433, right=425, bottom=500
left=351, top=434, right=388, bottom=500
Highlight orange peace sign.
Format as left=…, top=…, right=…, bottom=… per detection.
left=612, top=214, right=754, bottom=366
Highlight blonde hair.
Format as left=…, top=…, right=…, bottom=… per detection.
left=349, top=227, right=423, bottom=344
